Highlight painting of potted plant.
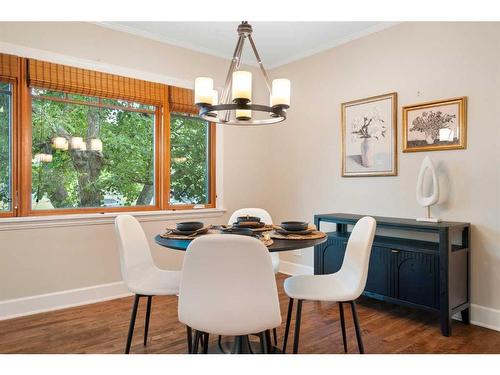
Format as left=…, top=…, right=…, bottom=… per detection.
left=341, top=92, right=397, bottom=177
left=403, top=97, right=467, bottom=152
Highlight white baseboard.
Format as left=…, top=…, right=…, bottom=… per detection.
left=281, top=261, right=500, bottom=332
left=453, top=304, right=500, bottom=332
left=0, top=281, right=132, bottom=320
left=279, top=260, right=314, bottom=276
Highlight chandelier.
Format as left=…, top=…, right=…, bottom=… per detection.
left=194, top=21, right=290, bottom=125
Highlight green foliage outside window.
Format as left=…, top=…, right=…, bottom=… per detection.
left=0, top=82, right=11, bottom=211
left=31, top=90, right=155, bottom=209
left=170, top=114, right=210, bottom=205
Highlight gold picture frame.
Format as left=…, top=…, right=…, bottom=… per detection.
left=402, top=97, right=467, bottom=152
left=341, top=92, right=397, bottom=177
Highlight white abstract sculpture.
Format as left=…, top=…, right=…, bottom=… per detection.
left=416, top=156, right=441, bottom=222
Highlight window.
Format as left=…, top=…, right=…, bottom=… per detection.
left=169, top=113, right=213, bottom=207
left=0, top=82, right=12, bottom=214
left=0, top=54, right=216, bottom=217
left=30, top=89, right=157, bottom=211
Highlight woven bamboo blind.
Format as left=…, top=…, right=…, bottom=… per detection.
left=169, top=86, right=198, bottom=115
left=28, top=59, right=167, bottom=106
left=0, top=53, right=20, bottom=81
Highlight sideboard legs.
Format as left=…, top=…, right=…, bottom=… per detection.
left=461, top=308, right=471, bottom=325
left=440, top=315, right=452, bottom=337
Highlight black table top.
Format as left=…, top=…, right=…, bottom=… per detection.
left=154, top=234, right=327, bottom=253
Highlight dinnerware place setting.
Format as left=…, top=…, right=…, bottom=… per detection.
left=161, top=216, right=326, bottom=245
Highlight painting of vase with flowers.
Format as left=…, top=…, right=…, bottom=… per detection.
left=341, top=92, right=397, bottom=177
left=403, top=97, right=467, bottom=152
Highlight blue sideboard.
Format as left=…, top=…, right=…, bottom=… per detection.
left=313, top=213, right=471, bottom=337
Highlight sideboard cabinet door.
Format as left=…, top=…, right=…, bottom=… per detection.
left=364, top=246, right=393, bottom=297
left=316, top=235, right=347, bottom=275
left=395, top=250, right=439, bottom=309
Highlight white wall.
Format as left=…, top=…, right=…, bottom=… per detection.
left=267, top=22, right=500, bottom=314
left=0, top=22, right=274, bottom=303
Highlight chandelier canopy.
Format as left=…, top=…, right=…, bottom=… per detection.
left=194, top=21, right=290, bottom=126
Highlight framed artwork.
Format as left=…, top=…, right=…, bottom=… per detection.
left=402, top=97, right=467, bottom=152
left=341, top=92, right=397, bottom=177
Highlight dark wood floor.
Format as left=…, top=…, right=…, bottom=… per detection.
left=1, top=274, right=499, bottom=354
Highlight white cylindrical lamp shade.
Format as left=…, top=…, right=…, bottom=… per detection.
left=211, top=90, right=218, bottom=105
left=236, top=108, right=252, bottom=120
left=90, top=138, right=103, bottom=152
left=232, top=71, right=252, bottom=102
left=271, top=78, right=291, bottom=107
left=194, top=77, right=214, bottom=105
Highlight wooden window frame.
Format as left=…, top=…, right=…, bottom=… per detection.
left=0, top=56, right=216, bottom=217
left=165, top=110, right=216, bottom=210
left=0, top=76, right=19, bottom=218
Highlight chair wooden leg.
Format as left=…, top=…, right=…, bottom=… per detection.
left=143, top=296, right=152, bottom=346
left=350, top=301, right=364, bottom=354
left=292, top=299, right=303, bottom=354
left=338, top=302, right=348, bottom=353
left=193, top=330, right=201, bottom=354
left=125, top=295, right=140, bottom=354
left=186, top=326, right=193, bottom=354
left=282, top=297, right=294, bottom=353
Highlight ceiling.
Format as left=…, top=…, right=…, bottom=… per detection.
left=98, top=22, right=396, bottom=69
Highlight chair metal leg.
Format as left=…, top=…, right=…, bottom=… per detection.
left=338, top=302, right=348, bottom=353
left=265, top=330, right=273, bottom=353
left=193, top=330, right=202, bottom=354
left=186, top=326, right=193, bottom=354
left=202, top=333, right=209, bottom=354
left=293, top=299, right=303, bottom=354
left=143, top=296, right=152, bottom=346
left=259, top=332, right=269, bottom=354
left=125, top=295, right=141, bottom=354
left=350, top=301, right=364, bottom=354
left=282, top=298, right=294, bottom=353
left=272, top=328, right=278, bottom=347
left=232, top=336, right=242, bottom=354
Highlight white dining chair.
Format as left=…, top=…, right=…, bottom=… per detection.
left=282, top=216, right=376, bottom=354
left=115, top=214, right=181, bottom=354
left=178, top=234, right=281, bottom=354
left=228, top=208, right=280, bottom=274
left=228, top=207, right=280, bottom=345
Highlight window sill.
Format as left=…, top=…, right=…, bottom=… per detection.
left=0, top=208, right=227, bottom=231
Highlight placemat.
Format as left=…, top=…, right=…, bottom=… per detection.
left=160, top=228, right=274, bottom=247
left=160, top=227, right=214, bottom=239
left=270, top=230, right=327, bottom=241
left=221, top=224, right=274, bottom=233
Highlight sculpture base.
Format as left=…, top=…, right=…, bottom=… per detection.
left=416, top=217, right=441, bottom=223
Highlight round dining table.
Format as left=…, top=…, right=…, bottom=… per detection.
left=154, top=233, right=327, bottom=253
left=154, top=230, right=327, bottom=354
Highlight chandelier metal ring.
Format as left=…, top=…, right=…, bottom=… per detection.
left=194, top=21, right=291, bottom=126
left=199, top=103, right=288, bottom=125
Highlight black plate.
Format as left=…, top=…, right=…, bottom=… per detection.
left=220, top=227, right=254, bottom=236
left=280, top=221, right=309, bottom=231
left=276, top=228, right=314, bottom=236
left=236, top=215, right=261, bottom=223
left=233, top=221, right=265, bottom=228
left=176, top=221, right=204, bottom=231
